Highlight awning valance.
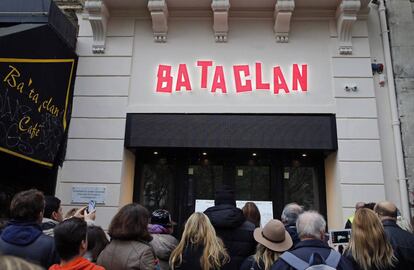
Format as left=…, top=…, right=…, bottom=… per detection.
left=125, top=114, right=338, bottom=151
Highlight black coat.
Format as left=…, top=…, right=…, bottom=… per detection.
left=344, top=251, right=402, bottom=270
left=270, top=239, right=353, bottom=270
left=174, top=244, right=224, bottom=270
left=240, top=255, right=266, bottom=270
left=382, top=219, right=414, bottom=269
left=204, top=204, right=256, bottom=270
left=285, top=225, right=300, bottom=248
left=0, top=221, right=59, bottom=268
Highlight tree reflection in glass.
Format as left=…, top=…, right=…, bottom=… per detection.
left=141, top=158, right=175, bottom=213
left=284, top=160, right=319, bottom=211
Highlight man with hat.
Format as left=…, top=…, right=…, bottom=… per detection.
left=148, top=209, right=178, bottom=270
left=204, top=185, right=256, bottom=270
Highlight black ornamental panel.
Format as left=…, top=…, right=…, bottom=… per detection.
left=125, top=114, right=338, bottom=151
left=0, top=0, right=78, bottom=167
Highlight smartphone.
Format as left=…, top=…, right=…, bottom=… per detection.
left=329, top=229, right=351, bottom=245
left=87, top=200, right=96, bottom=214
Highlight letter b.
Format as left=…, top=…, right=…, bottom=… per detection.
left=156, top=65, right=173, bottom=93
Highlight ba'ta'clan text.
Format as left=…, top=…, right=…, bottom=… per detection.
left=3, top=65, right=61, bottom=139
left=155, top=61, right=308, bottom=94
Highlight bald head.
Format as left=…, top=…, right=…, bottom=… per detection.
left=374, top=201, right=397, bottom=220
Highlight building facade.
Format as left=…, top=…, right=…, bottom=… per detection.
left=55, top=0, right=410, bottom=230
left=387, top=0, right=414, bottom=220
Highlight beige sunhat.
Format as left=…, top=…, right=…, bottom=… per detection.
left=253, top=219, right=293, bottom=252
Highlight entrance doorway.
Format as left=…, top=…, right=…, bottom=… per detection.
left=133, top=148, right=326, bottom=234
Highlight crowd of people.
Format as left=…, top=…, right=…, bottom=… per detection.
left=0, top=187, right=413, bottom=270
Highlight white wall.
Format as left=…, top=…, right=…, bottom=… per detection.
left=56, top=11, right=396, bottom=229
left=128, top=18, right=335, bottom=113
left=56, top=15, right=136, bottom=230
left=328, top=19, right=386, bottom=228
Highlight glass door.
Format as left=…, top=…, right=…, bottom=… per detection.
left=133, top=149, right=326, bottom=235
left=235, top=165, right=271, bottom=201
left=136, top=157, right=176, bottom=213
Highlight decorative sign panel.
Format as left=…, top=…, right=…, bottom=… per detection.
left=0, top=58, right=75, bottom=167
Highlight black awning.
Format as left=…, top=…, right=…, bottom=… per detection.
left=0, top=0, right=78, bottom=168
left=125, top=114, right=338, bottom=151
left=0, top=0, right=77, bottom=50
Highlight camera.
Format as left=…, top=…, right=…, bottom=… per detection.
left=329, top=229, right=351, bottom=245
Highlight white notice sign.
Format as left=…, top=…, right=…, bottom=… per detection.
left=195, top=199, right=273, bottom=227
left=71, top=186, right=106, bottom=204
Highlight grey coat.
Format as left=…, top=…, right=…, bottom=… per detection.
left=149, top=234, right=178, bottom=270
left=97, top=239, right=157, bottom=270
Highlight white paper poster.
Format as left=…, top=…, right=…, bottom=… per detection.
left=195, top=199, right=273, bottom=227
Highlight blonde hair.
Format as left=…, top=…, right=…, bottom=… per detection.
left=347, top=208, right=396, bottom=270
left=0, top=255, right=43, bottom=270
left=170, top=212, right=229, bottom=270
left=253, top=244, right=282, bottom=270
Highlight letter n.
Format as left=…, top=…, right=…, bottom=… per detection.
left=292, top=64, right=308, bottom=92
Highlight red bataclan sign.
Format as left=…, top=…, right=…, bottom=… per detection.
left=156, top=61, right=308, bottom=94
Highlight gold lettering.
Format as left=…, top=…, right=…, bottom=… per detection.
left=29, top=89, right=39, bottom=103
left=3, top=65, right=20, bottom=88
left=17, top=83, right=24, bottom=93
left=18, top=116, right=41, bottom=139
left=38, top=97, right=59, bottom=117
left=18, top=116, right=30, bottom=131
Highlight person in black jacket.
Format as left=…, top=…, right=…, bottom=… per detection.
left=0, top=189, right=59, bottom=268
left=271, top=211, right=353, bottom=270
left=374, top=201, right=414, bottom=269
left=41, top=196, right=63, bottom=237
left=204, top=185, right=256, bottom=270
left=281, top=203, right=304, bottom=247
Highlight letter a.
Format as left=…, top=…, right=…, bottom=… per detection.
left=211, top=66, right=227, bottom=93
left=156, top=65, right=173, bottom=93
left=292, top=64, right=308, bottom=92
left=273, top=66, right=289, bottom=94
left=175, top=64, right=192, bottom=91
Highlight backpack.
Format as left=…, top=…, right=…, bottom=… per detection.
left=280, top=250, right=341, bottom=270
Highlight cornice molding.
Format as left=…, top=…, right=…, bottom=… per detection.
left=105, top=6, right=338, bottom=20
left=274, top=0, right=295, bottom=43
left=148, top=0, right=168, bottom=42
left=336, top=0, right=361, bottom=55
left=84, top=0, right=110, bottom=54
left=211, top=0, right=230, bottom=42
